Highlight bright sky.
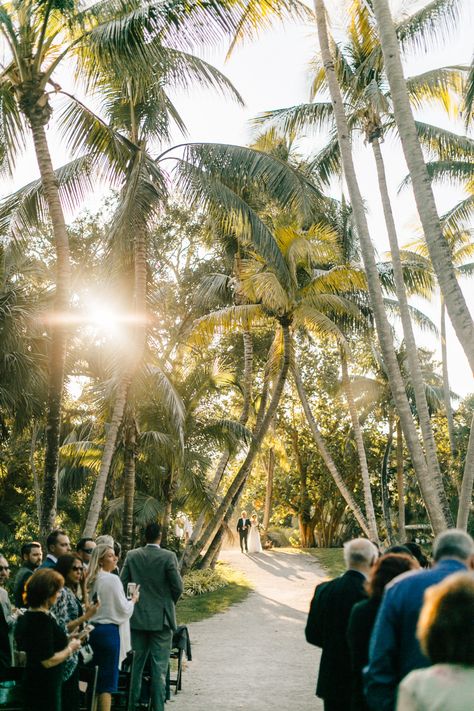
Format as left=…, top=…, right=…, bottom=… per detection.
left=2, top=0, right=473, bottom=397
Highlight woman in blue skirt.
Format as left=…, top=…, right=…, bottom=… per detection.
left=87, top=545, right=138, bottom=711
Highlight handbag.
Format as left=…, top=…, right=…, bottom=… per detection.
left=79, top=643, right=94, bottom=665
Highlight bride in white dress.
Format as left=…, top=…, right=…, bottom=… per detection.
left=247, top=513, right=263, bottom=553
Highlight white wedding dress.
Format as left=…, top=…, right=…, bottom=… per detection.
left=247, top=521, right=263, bottom=553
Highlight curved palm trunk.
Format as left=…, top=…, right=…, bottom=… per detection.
left=181, top=322, right=291, bottom=573
left=28, top=119, right=71, bottom=535
left=293, top=360, right=371, bottom=536
left=183, top=331, right=253, bottom=556
left=313, top=0, right=448, bottom=534
left=371, top=138, right=453, bottom=525
left=83, top=219, right=148, bottom=537
left=263, top=447, right=275, bottom=532
left=457, top=411, right=474, bottom=529
left=340, top=347, right=379, bottom=542
left=371, top=0, right=474, bottom=372
left=441, top=300, right=457, bottom=458
left=381, top=419, right=395, bottom=543
left=121, top=414, right=137, bottom=555
left=396, top=419, right=406, bottom=541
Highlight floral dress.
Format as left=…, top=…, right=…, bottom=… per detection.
left=51, top=587, right=82, bottom=680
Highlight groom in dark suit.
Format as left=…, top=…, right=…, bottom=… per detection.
left=121, top=522, right=183, bottom=711
left=236, top=511, right=251, bottom=553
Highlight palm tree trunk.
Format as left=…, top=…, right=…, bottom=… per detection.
left=340, top=346, right=379, bottom=541
left=180, top=321, right=291, bottom=573
left=381, top=419, right=395, bottom=543
left=396, top=419, right=406, bottom=542
left=313, top=0, right=448, bottom=534
left=121, top=414, right=137, bottom=555
left=371, top=137, right=452, bottom=525
left=456, top=411, right=474, bottom=529
left=370, top=0, right=474, bottom=372
left=263, top=447, right=275, bottom=532
left=182, top=331, right=253, bottom=556
left=28, top=119, right=71, bottom=536
left=293, top=360, right=371, bottom=536
left=441, top=300, right=457, bottom=458
left=83, top=219, right=148, bottom=537
left=30, top=423, right=42, bottom=526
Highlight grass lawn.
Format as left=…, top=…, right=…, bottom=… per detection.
left=177, top=563, right=253, bottom=625
left=303, top=548, right=345, bottom=578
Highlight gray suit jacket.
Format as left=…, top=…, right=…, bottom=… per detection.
left=120, top=545, right=183, bottom=632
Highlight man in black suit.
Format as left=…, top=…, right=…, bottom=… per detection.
left=236, top=511, right=251, bottom=553
left=305, top=538, right=377, bottom=711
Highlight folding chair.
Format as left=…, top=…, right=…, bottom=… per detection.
left=79, top=665, right=98, bottom=711
left=112, top=650, right=135, bottom=710
left=168, top=625, right=191, bottom=696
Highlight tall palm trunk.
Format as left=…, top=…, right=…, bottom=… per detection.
left=263, top=447, right=275, bottom=532
left=293, top=360, right=371, bottom=536
left=441, top=300, right=457, bottom=458
left=181, top=321, right=291, bottom=573
left=28, top=119, right=71, bottom=535
left=371, top=137, right=452, bottom=525
left=396, top=419, right=406, bottom=541
left=381, top=419, right=395, bottom=543
left=457, top=411, right=474, bottom=529
left=183, top=331, right=253, bottom=555
left=340, top=347, right=379, bottom=541
left=121, top=414, right=138, bottom=555
left=83, top=219, right=148, bottom=537
left=370, top=0, right=474, bottom=372
left=313, top=0, right=448, bottom=533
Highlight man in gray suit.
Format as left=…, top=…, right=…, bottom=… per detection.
left=121, top=522, right=183, bottom=711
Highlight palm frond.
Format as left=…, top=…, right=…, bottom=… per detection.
left=406, top=66, right=467, bottom=115
left=189, top=304, right=267, bottom=346
left=396, top=0, right=464, bottom=54
left=252, top=102, right=334, bottom=137
left=383, top=298, right=438, bottom=335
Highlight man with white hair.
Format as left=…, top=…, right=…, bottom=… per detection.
left=305, top=538, right=378, bottom=711
left=365, top=529, right=474, bottom=711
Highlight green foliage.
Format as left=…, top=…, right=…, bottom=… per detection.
left=305, top=548, right=345, bottom=578
left=177, top=563, right=252, bottom=624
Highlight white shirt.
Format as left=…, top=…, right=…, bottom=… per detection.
left=90, top=571, right=134, bottom=665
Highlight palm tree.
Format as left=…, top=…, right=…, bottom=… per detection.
left=369, top=0, right=474, bottom=372
left=257, top=0, right=467, bottom=530
left=312, top=0, right=451, bottom=533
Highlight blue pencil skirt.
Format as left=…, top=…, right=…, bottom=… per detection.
left=88, top=623, right=120, bottom=693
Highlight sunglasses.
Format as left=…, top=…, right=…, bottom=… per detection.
left=0, top=566, right=10, bottom=571
left=82, top=549, right=94, bottom=554
left=72, top=566, right=84, bottom=572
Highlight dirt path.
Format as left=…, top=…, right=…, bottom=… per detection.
left=172, top=547, right=327, bottom=711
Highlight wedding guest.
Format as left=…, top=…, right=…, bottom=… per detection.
left=52, top=554, right=100, bottom=711
left=76, top=538, right=96, bottom=570
left=306, top=538, right=378, bottom=711
left=0, top=554, right=14, bottom=678
left=365, top=529, right=474, bottom=711
left=396, top=572, right=474, bottom=710
left=13, top=542, right=42, bottom=607
left=15, top=569, right=81, bottom=711
left=347, top=553, right=417, bottom=710
left=87, top=544, right=138, bottom=711
left=40, top=529, right=71, bottom=569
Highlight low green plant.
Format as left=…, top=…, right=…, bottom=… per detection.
left=304, top=548, right=345, bottom=578
left=177, top=562, right=252, bottom=624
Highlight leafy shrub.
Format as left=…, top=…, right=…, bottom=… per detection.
left=182, top=568, right=228, bottom=597
left=266, top=526, right=298, bottom=547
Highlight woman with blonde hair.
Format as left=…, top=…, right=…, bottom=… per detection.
left=396, top=572, right=474, bottom=710
left=86, top=544, right=138, bottom=711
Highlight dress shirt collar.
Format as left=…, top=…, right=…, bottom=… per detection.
left=146, top=543, right=161, bottom=548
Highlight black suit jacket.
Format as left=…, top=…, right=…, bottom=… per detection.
left=347, top=596, right=380, bottom=711
left=236, top=518, right=251, bottom=533
left=305, top=569, right=367, bottom=705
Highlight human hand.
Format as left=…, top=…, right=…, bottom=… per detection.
left=86, top=600, right=100, bottom=618
left=68, top=638, right=82, bottom=654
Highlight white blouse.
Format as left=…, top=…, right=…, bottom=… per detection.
left=89, top=571, right=134, bottom=664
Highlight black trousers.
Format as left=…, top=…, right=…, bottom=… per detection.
left=238, top=530, right=248, bottom=551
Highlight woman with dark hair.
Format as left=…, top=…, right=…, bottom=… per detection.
left=51, top=554, right=100, bottom=711
left=347, top=553, right=418, bottom=711
left=396, top=572, right=474, bottom=710
left=14, top=568, right=82, bottom=711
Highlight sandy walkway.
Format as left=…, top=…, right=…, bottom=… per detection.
left=172, top=548, right=327, bottom=711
